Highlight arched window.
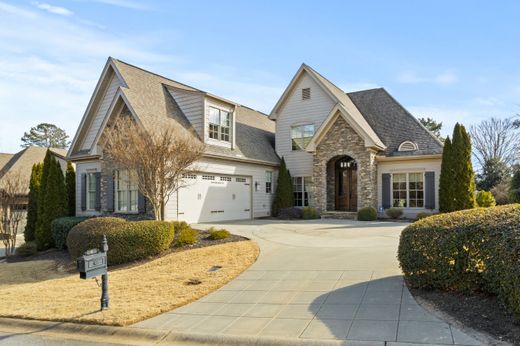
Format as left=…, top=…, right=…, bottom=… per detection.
left=398, top=141, right=418, bottom=151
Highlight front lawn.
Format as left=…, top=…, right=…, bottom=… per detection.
left=0, top=240, right=258, bottom=326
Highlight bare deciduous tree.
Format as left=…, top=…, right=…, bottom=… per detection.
left=470, top=117, right=520, bottom=168
left=103, top=116, right=204, bottom=221
left=0, top=171, right=29, bottom=256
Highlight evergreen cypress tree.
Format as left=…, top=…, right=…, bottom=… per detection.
left=35, top=151, right=67, bottom=249
left=439, top=136, right=453, bottom=212
left=510, top=168, right=520, bottom=202
left=65, top=161, right=76, bottom=216
left=24, top=163, right=42, bottom=241
left=451, top=123, right=476, bottom=211
left=272, top=157, right=294, bottom=216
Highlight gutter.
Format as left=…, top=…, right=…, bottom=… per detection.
left=376, top=154, right=442, bottom=162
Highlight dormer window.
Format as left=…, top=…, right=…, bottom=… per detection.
left=398, top=141, right=418, bottom=151
left=302, top=88, right=311, bottom=100
left=208, top=107, right=231, bottom=142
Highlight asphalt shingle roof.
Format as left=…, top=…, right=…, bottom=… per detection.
left=112, top=59, right=279, bottom=165
left=347, top=88, right=443, bottom=156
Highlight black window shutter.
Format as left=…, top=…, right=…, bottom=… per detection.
left=81, top=173, right=87, bottom=211
left=106, top=171, right=115, bottom=212
left=138, top=191, right=146, bottom=213
left=382, top=173, right=391, bottom=209
left=425, top=171, right=435, bottom=209
left=95, top=172, right=102, bottom=211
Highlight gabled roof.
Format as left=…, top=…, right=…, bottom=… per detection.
left=69, top=58, right=279, bottom=165
left=270, top=64, right=385, bottom=150
left=347, top=88, right=443, bottom=156
left=0, top=147, right=68, bottom=192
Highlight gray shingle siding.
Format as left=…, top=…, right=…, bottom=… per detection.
left=347, top=88, right=443, bottom=157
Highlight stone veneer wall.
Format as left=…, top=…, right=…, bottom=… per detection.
left=313, top=115, right=378, bottom=211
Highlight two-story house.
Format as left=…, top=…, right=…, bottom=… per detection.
left=68, top=58, right=442, bottom=223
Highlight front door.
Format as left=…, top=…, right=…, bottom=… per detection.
left=335, top=161, right=357, bottom=211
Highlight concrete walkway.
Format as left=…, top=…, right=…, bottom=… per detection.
left=132, top=219, right=482, bottom=345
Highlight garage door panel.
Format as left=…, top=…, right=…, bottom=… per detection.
left=178, top=174, right=251, bottom=223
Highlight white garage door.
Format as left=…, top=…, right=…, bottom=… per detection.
left=177, top=173, right=252, bottom=223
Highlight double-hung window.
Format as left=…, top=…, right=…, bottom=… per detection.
left=293, top=177, right=311, bottom=207
left=392, top=172, right=424, bottom=208
left=291, top=124, right=315, bottom=150
left=86, top=173, right=97, bottom=210
left=115, top=170, right=138, bottom=212
left=208, top=107, right=231, bottom=142
left=265, top=171, right=273, bottom=193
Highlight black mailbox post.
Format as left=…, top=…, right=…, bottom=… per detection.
left=77, top=235, right=109, bottom=310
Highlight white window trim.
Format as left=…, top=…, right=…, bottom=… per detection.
left=114, top=170, right=139, bottom=214
left=265, top=171, right=273, bottom=194
left=291, top=123, right=315, bottom=151
left=208, top=106, right=232, bottom=143
left=86, top=172, right=97, bottom=211
left=398, top=141, right=418, bottom=151
left=293, top=176, right=311, bottom=207
left=390, top=172, right=425, bottom=209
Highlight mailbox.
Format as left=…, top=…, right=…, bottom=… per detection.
left=77, top=249, right=107, bottom=279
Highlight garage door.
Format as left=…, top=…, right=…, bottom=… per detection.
left=177, top=173, right=252, bottom=223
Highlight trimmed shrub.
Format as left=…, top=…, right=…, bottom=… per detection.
left=357, top=207, right=377, bottom=221
left=510, top=169, right=520, bottom=203
left=208, top=228, right=230, bottom=240
left=16, top=241, right=38, bottom=257
left=175, top=227, right=198, bottom=247
left=302, top=207, right=319, bottom=219
left=272, top=157, right=294, bottom=216
left=385, top=207, right=403, bottom=219
left=25, top=163, right=42, bottom=242
left=415, top=212, right=434, bottom=221
left=51, top=216, right=89, bottom=250
left=398, top=205, right=520, bottom=322
left=172, top=221, right=190, bottom=232
left=476, top=191, right=496, bottom=208
left=65, top=162, right=76, bottom=216
left=278, top=207, right=303, bottom=220
left=67, top=217, right=174, bottom=265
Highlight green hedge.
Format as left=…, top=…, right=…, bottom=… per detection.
left=51, top=217, right=89, bottom=250
left=357, top=207, right=377, bottom=221
left=67, top=217, right=174, bottom=265
left=175, top=227, right=198, bottom=246
left=398, top=204, right=520, bottom=321
left=16, top=241, right=38, bottom=257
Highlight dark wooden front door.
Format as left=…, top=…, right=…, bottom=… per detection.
left=335, top=164, right=357, bottom=211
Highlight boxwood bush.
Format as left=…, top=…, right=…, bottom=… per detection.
left=398, top=204, right=520, bottom=322
left=67, top=217, right=174, bottom=265
left=208, top=228, right=230, bottom=240
left=385, top=207, right=404, bottom=219
left=175, top=227, right=198, bottom=246
left=278, top=207, right=303, bottom=220
left=302, top=207, right=319, bottom=219
left=476, top=190, right=496, bottom=208
left=51, top=216, right=89, bottom=250
left=357, top=207, right=377, bottom=221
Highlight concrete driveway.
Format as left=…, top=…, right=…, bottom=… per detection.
left=132, top=219, right=481, bottom=345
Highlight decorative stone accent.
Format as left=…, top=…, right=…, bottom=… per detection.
left=313, top=115, right=378, bottom=211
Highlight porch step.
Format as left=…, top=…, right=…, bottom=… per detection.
left=321, top=211, right=358, bottom=220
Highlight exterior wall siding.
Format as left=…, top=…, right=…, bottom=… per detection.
left=275, top=72, right=335, bottom=177
left=376, top=158, right=441, bottom=217
left=81, top=74, right=121, bottom=150
left=75, top=160, right=102, bottom=217
left=165, top=157, right=277, bottom=221
left=168, top=89, right=205, bottom=138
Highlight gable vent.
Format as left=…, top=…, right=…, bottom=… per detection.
left=302, top=88, right=311, bottom=100
left=398, top=141, right=418, bottom=151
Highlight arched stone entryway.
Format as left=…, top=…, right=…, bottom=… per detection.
left=326, top=155, right=358, bottom=211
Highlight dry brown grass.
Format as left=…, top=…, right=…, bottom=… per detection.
left=0, top=241, right=259, bottom=326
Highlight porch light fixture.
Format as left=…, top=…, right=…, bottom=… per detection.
left=255, top=181, right=260, bottom=191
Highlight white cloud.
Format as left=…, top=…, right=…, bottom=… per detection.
left=0, top=1, right=36, bottom=18
left=32, top=2, right=73, bottom=16
left=90, top=0, right=149, bottom=10
left=397, top=70, right=459, bottom=86
left=339, top=82, right=380, bottom=93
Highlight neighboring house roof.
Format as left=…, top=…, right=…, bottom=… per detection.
left=69, top=58, right=279, bottom=165
left=347, top=88, right=444, bottom=156
left=0, top=147, right=68, bottom=193
left=0, top=153, right=14, bottom=172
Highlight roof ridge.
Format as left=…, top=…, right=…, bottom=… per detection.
left=346, top=87, right=385, bottom=94
left=303, top=63, right=346, bottom=94
left=112, top=58, right=202, bottom=93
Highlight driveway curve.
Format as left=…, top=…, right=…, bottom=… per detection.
left=132, top=219, right=482, bottom=346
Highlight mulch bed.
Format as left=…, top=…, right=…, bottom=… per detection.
left=5, top=230, right=249, bottom=272
left=410, top=287, right=520, bottom=345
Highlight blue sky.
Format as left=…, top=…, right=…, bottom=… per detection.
left=0, top=0, right=519, bottom=152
